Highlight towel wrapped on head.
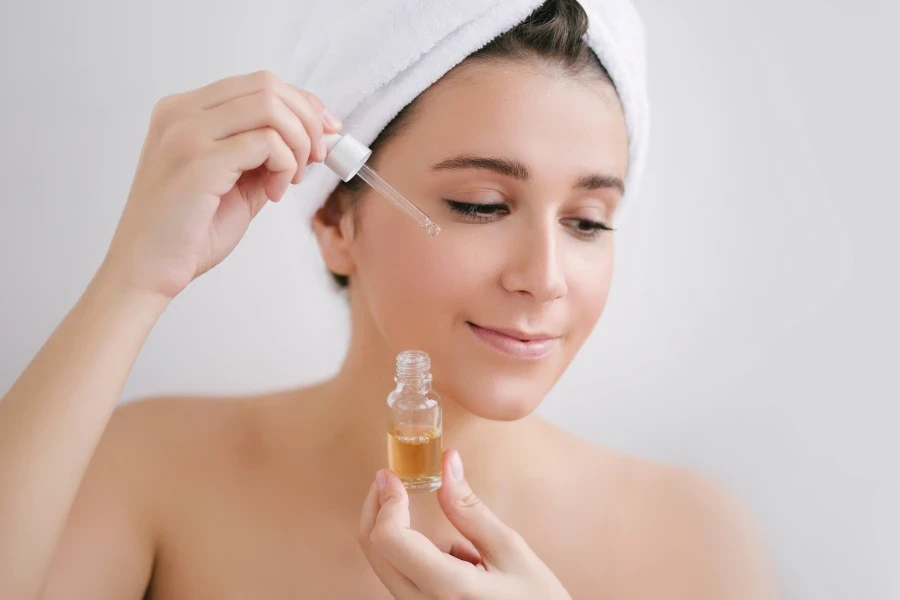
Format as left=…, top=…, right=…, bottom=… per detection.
left=284, top=0, right=649, bottom=224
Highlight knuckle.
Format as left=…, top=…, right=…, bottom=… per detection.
left=308, top=112, right=324, bottom=138
left=151, top=94, right=174, bottom=116
left=309, top=99, right=327, bottom=124
left=158, top=120, right=199, bottom=159
left=257, top=89, right=281, bottom=119
left=295, top=132, right=311, bottom=158
left=262, top=126, right=282, bottom=147
left=150, top=94, right=179, bottom=127
left=253, top=69, right=280, bottom=90
left=302, top=88, right=325, bottom=110
left=457, top=491, right=483, bottom=510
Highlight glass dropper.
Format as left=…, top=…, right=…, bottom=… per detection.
left=323, top=133, right=440, bottom=237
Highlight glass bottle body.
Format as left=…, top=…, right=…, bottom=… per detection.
left=386, top=375, right=442, bottom=493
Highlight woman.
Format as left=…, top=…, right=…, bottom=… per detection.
left=0, top=0, right=777, bottom=598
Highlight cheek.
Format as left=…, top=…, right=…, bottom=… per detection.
left=350, top=199, right=500, bottom=346
left=566, top=237, right=615, bottom=343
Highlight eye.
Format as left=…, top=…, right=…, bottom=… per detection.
left=444, top=200, right=509, bottom=222
left=561, top=218, right=614, bottom=240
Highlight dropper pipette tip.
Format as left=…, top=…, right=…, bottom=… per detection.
left=356, top=163, right=441, bottom=238
left=424, top=220, right=441, bottom=237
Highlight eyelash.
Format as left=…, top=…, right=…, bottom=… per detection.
left=443, top=200, right=614, bottom=240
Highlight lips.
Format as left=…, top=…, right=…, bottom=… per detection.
left=466, top=322, right=560, bottom=359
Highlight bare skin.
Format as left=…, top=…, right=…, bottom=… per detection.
left=42, top=388, right=775, bottom=599
left=0, top=62, right=777, bottom=598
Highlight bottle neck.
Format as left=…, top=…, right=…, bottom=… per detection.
left=394, top=350, right=432, bottom=394
left=394, top=375, right=432, bottom=395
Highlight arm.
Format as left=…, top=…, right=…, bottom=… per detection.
left=0, top=69, right=339, bottom=599
left=0, top=271, right=168, bottom=599
left=38, top=400, right=163, bottom=600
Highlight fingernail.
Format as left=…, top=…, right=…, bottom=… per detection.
left=323, top=109, right=342, bottom=129
left=376, top=469, right=387, bottom=491
left=450, top=450, right=464, bottom=482
left=318, top=138, right=328, bottom=160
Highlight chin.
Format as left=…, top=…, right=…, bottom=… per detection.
left=436, top=370, right=550, bottom=422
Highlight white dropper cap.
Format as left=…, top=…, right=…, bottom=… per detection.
left=320, top=132, right=441, bottom=238
left=323, top=133, right=372, bottom=182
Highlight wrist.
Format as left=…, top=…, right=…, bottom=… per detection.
left=87, top=262, right=173, bottom=321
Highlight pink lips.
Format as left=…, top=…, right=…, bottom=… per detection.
left=467, top=322, right=560, bottom=359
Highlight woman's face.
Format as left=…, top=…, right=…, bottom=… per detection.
left=330, top=60, right=628, bottom=420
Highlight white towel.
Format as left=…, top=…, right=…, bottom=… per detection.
left=282, top=0, right=648, bottom=224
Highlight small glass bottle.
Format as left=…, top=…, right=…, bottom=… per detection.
left=386, top=350, right=443, bottom=492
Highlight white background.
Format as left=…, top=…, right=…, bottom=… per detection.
left=1, top=0, right=897, bottom=597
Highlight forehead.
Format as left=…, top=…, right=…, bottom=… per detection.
left=381, top=60, right=629, bottom=181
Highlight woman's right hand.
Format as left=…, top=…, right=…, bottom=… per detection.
left=100, top=70, right=342, bottom=300
left=360, top=451, right=572, bottom=600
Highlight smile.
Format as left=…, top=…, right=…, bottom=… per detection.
left=466, top=322, right=560, bottom=360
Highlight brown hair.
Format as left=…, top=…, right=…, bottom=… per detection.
left=317, top=0, right=615, bottom=288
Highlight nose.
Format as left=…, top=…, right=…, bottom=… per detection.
left=499, top=220, right=567, bottom=303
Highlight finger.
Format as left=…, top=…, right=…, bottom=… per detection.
left=359, top=479, right=380, bottom=541
left=372, top=469, right=475, bottom=592
left=190, top=70, right=287, bottom=110
left=197, top=91, right=312, bottom=181
left=292, top=86, right=343, bottom=132
left=257, top=90, right=324, bottom=164
left=188, top=71, right=340, bottom=162
left=264, top=169, right=295, bottom=204
left=267, top=85, right=341, bottom=169
left=358, top=480, right=419, bottom=599
left=280, top=91, right=326, bottom=176
left=205, top=127, right=297, bottom=201
left=437, top=450, right=529, bottom=571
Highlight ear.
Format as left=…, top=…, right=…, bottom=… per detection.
left=312, top=190, right=356, bottom=281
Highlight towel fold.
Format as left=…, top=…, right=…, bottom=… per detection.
left=283, top=0, right=648, bottom=223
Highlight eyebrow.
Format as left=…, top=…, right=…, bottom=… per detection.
left=430, top=154, right=624, bottom=194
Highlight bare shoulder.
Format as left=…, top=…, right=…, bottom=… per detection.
left=101, top=391, right=281, bottom=501
left=82, top=392, right=268, bottom=516
left=110, top=393, right=263, bottom=460
left=93, top=384, right=335, bottom=514
left=42, top=393, right=262, bottom=599
left=529, top=419, right=780, bottom=599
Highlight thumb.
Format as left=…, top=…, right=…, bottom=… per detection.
left=437, top=449, right=527, bottom=571
left=376, top=469, right=411, bottom=526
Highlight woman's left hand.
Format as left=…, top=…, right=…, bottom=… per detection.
left=359, top=449, right=571, bottom=599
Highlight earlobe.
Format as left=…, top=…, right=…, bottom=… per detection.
left=312, top=202, right=356, bottom=279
